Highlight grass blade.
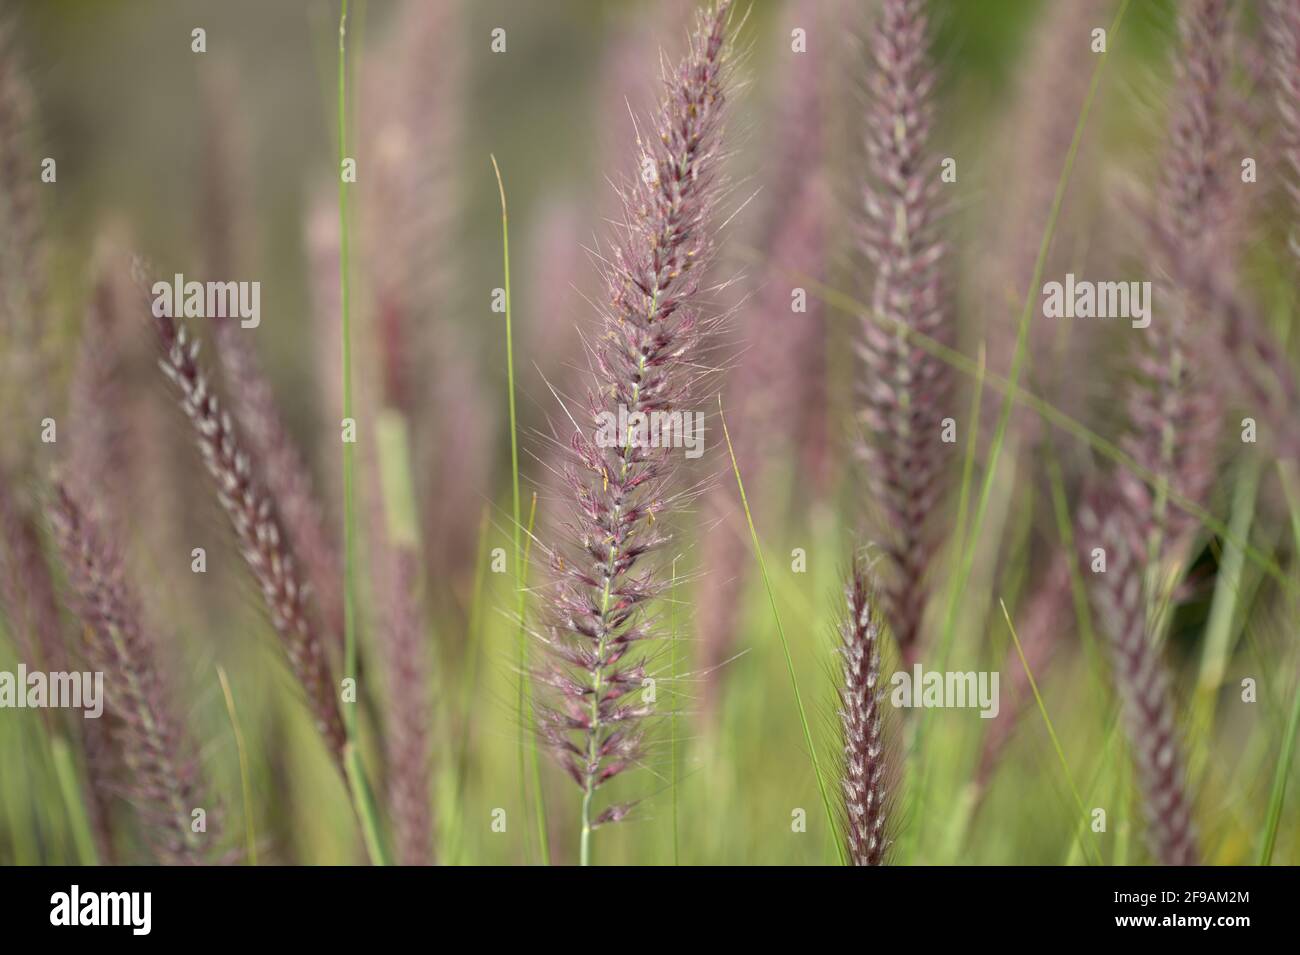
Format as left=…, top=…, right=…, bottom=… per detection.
left=1259, top=675, right=1300, bottom=865
left=670, top=554, right=681, bottom=866
left=449, top=507, right=491, bottom=864
left=1258, top=461, right=1300, bottom=865
left=1196, top=458, right=1262, bottom=705
left=490, top=154, right=541, bottom=864
left=521, top=493, right=549, bottom=864
left=1000, top=598, right=1102, bottom=867
left=217, top=665, right=257, bottom=865
left=344, top=743, right=392, bottom=865
left=49, top=734, right=99, bottom=866
left=337, top=0, right=388, bottom=864
left=719, top=395, right=845, bottom=865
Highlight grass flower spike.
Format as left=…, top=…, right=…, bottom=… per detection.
left=837, top=556, right=892, bottom=866
left=47, top=483, right=213, bottom=864
left=148, top=274, right=347, bottom=767
left=537, top=0, right=736, bottom=865
left=856, top=0, right=954, bottom=665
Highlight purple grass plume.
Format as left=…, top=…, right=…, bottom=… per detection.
left=67, top=260, right=137, bottom=528
left=358, top=271, right=436, bottom=866
left=0, top=478, right=67, bottom=674
left=856, top=0, right=954, bottom=666
left=306, top=186, right=346, bottom=480
left=360, top=0, right=490, bottom=607
left=146, top=269, right=347, bottom=767
left=837, top=555, right=892, bottom=866
left=1134, top=0, right=1232, bottom=531
left=0, top=20, right=53, bottom=467
left=1078, top=491, right=1198, bottom=865
left=47, top=482, right=214, bottom=864
left=10, top=251, right=139, bottom=863
left=364, top=463, right=433, bottom=865
left=1077, top=0, right=1237, bottom=870
left=0, top=21, right=59, bottom=624
left=1, top=474, right=121, bottom=862
left=212, top=317, right=347, bottom=652
left=1268, top=0, right=1300, bottom=259
left=360, top=0, right=462, bottom=418
left=375, top=546, right=432, bottom=865
left=1147, top=217, right=1300, bottom=466
left=536, top=0, right=736, bottom=859
left=1142, top=2, right=1300, bottom=468
left=1122, top=0, right=1229, bottom=576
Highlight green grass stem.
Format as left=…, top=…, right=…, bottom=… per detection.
left=719, top=395, right=845, bottom=865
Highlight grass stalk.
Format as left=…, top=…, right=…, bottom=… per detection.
left=337, top=0, right=387, bottom=864
left=337, top=0, right=357, bottom=739
left=1197, top=458, right=1262, bottom=699
left=489, top=154, right=540, bottom=864
left=521, top=493, right=548, bottom=864
left=1259, top=674, right=1300, bottom=864
left=1000, top=599, right=1103, bottom=866
left=671, top=554, right=681, bottom=866
left=49, top=734, right=99, bottom=866
left=719, top=396, right=844, bottom=865
left=1063, top=709, right=1122, bottom=864
left=449, top=507, right=491, bottom=864
left=1257, top=461, right=1300, bottom=864
left=952, top=343, right=987, bottom=557
left=344, top=742, right=392, bottom=865
left=912, top=344, right=985, bottom=860
left=217, top=665, right=258, bottom=865
left=1044, top=448, right=1102, bottom=698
